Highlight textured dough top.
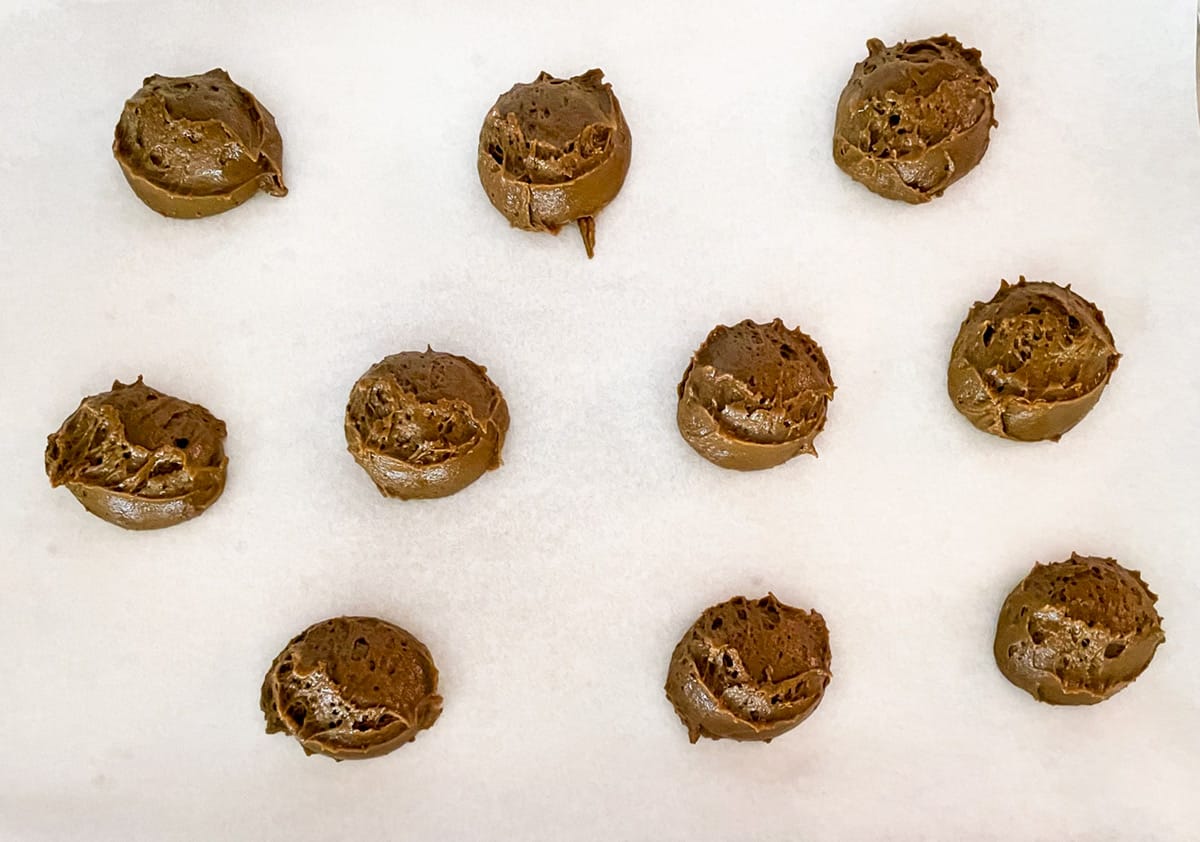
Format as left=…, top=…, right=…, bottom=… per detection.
left=952, top=280, right=1117, bottom=402
left=488, top=70, right=619, bottom=185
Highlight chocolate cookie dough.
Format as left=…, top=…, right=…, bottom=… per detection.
left=665, top=594, right=832, bottom=743
left=344, top=349, right=509, bottom=499
left=677, top=319, right=834, bottom=470
left=478, top=68, right=631, bottom=258
left=948, top=278, right=1119, bottom=441
left=994, top=554, right=1164, bottom=705
left=833, top=35, right=998, bottom=203
left=261, top=616, right=443, bottom=760
left=44, top=377, right=228, bottom=530
left=113, top=68, right=287, bottom=217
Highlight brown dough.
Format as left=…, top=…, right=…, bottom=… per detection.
left=665, top=594, right=832, bottom=743
left=948, top=278, right=1119, bottom=441
left=677, top=319, right=834, bottom=470
left=344, top=349, right=509, bottom=499
left=478, top=68, right=631, bottom=258
left=113, top=68, right=286, bottom=217
left=833, top=35, right=997, bottom=203
left=44, top=377, right=227, bottom=530
left=261, top=616, right=443, bottom=760
left=994, top=554, right=1164, bottom=705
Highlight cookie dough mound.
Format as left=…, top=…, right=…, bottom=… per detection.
left=45, top=377, right=228, bottom=529
left=677, top=319, right=834, bottom=470
left=665, top=594, right=832, bottom=743
left=833, top=35, right=997, bottom=203
left=478, top=68, right=631, bottom=257
left=113, top=68, right=287, bottom=217
left=345, top=349, right=509, bottom=499
left=261, top=616, right=443, bottom=760
left=948, top=278, right=1119, bottom=441
left=994, top=554, right=1164, bottom=705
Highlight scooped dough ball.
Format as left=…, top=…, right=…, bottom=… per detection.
left=833, top=35, right=997, bottom=203
left=665, top=594, right=832, bottom=743
left=261, top=616, right=443, bottom=760
left=44, top=377, right=228, bottom=530
left=677, top=319, right=835, bottom=470
left=113, top=68, right=287, bottom=217
left=948, top=278, right=1119, bottom=441
left=994, top=554, right=1164, bottom=705
left=344, top=349, right=509, bottom=499
left=478, top=68, right=631, bottom=258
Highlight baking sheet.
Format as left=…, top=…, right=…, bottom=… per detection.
left=2, top=1, right=1199, bottom=839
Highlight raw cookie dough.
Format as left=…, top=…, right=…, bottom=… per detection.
left=44, top=377, right=228, bottom=530
left=947, top=278, right=1119, bottom=441
left=261, top=616, right=443, bottom=760
left=113, top=68, right=287, bottom=217
left=994, top=554, right=1164, bottom=705
left=478, top=68, right=631, bottom=258
left=665, top=594, right=832, bottom=743
left=833, top=35, right=997, bottom=203
left=344, top=349, right=509, bottom=499
left=677, top=318, right=834, bottom=470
